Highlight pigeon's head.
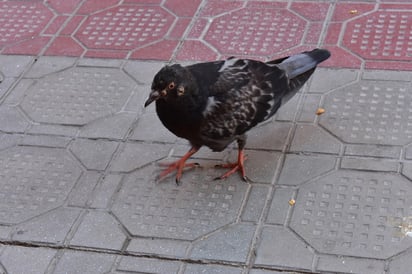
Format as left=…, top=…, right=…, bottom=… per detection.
left=145, top=64, right=193, bottom=107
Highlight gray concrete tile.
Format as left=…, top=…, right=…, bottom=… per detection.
left=183, top=264, right=243, bottom=274
left=21, top=134, right=71, bottom=148
left=24, top=56, right=76, bottom=78
left=0, top=133, right=22, bottom=151
left=90, top=174, right=122, bottom=209
left=340, top=157, right=399, bottom=172
left=130, top=110, right=177, bottom=143
left=11, top=208, right=81, bottom=244
left=27, top=123, right=79, bottom=137
left=0, top=246, right=56, bottom=274
left=290, top=124, right=341, bottom=154
left=241, top=185, right=270, bottom=222
left=190, top=223, right=255, bottom=263
left=275, top=94, right=300, bottom=122
left=67, top=171, right=101, bottom=207
left=53, top=250, right=116, bottom=274
left=70, top=139, right=119, bottom=170
left=242, top=150, right=281, bottom=184
left=389, top=250, right=412, bottom=274
left=20, top=67, right=135, bottom=125
left=123, top=85, right=148, bottom=113
left=266, top=187, right=295, bottom=225
left=0, top=225, right=13, bottom=240
left=0, top=106, right=29, bottom=133
left=112, top=165, right=248, bottom=240
left=308, top=68, right=358, bottom=94
left=255, top=226, right=314, bottom=270
left=345, top=144, right=401, bottom=159
left=250, top=270, right=293, bottom=274
left=123, top=60, right=165, bottom=85
left=319, top=80, right=412, bottom=145
left=0, top=77, right=16, bottom=100
left=70, top=210, right=127, bottom=250
left=297, top=94, right=322, bottom=122
left=277, top=154, right=336, bottom=186
left=246, top=121, right=292, bottom=151
left=117, top=257, right=181, bottom=274
left=110, top=142, right=171, bottom=172
left=290, top=170, right=412, bottom=259
left=0, top=55, right=33, bottom=77
left=77, top=57, right=123, bottom=67
left=78, top=112, right=136, bottom=140
left=317, top=255, right=385, bottom=274
left=362, top=69, right=412, bottom=81
left=2, top=78, right=33, bottom=106
left=0, top=146, right=82, bottom=224
left=127, top=238, right=190, bottom=258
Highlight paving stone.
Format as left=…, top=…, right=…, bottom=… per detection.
left=70, top=210, right=127, bottom=250
left=290, top=170, right=412, bottom=259
left=0, top=146, right=82, bottom=224
left=245, top=121, right=292, bottom=151
left=240, top=150, right=281, bottom=184
left=123, top=86, right=148, bottom=113
left=53, top=250, right=116, bottom=274
left=2, top=78, right=33, bottom=106
left=389, top=250, right=412, bottom=274
left=27, top=123, right=79, bottom=137
left=21, top=134, right=71, bottom=148
left=290, top=124, right=341, bottom=154
left=0, top=225, right=13, bottom=240
left=190, top=223, right=255, bottom=263
left=112, top=165, right=248, bottom=240
left=362, top=70, right=412, bottom=82
left=0, top=77, right=15, bottom=100
left=317, top=254, right=385, bottom=274
left=183, top=264, right=243, bottom=274
left=127, top=238, right=190, bottom=258
left=320, top=80, right=412, bottom=145
left=0, top=55, right=33, bottom=77
left=12, top=207, right=81, bottom=244
left=308, top=68, right=358, bottom=94
left=297, top=94, right=322, bottom=122
left=266, top=187, right=295, bottom=225
left=255, top=225, right=314, bottom=270
left=110, top=142, right=171, bottom=172
left=77, top=58, right=124, bottom=68
left=123, top=61, right=165, bottom=85
left=78, top=112, right=136, bottom=140
left=345, top=144, right=401, bottom=159
left=67, top=171, right=101, bottom=207
left=250, top=269, right=291, bottom=274
left=130, top=110, right=177, bottom=143
left=0, top=246, right=56, bottom=274
left=90, top=174, right=122, bottom=209
left=70, top=139, right=118, bottom=170
left=116, top=257, right=181, bottom=274
left=24, top=56, right=76, bottom=78
left=275, top=94, right=300, bottom=122
left=20, top=67, right=135, bottom=125
left=241, top=185, right=270, bottom=222
left=0, top=133, right=22, bottom=152
left=277, top=154, right=336, bottom=186
left=0, top=105, right=29, bottom=133
left=340, top=157, right=399, bottom=172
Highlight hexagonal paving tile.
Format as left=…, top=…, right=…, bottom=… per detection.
left=319, top=80, right=412, bottom=145
left=343, top=11, right=412, bottom=61
left=204, top=7, right=306, bottom=56
left=20, top=67, right=135, bottom=125
left=290, top=170, right=412, bottom=259
left=0, top=146, right=82, bottom=224
left=112, top=165, right=247, bottom=240
left=76, top=5, right=175, bottom=50
left=0, top=2, right=53, bottom=46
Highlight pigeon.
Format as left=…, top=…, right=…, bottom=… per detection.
left=144, top=48, right=331, bottom=184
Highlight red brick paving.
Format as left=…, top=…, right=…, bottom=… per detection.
left=0, top=0, right=411, bottom=70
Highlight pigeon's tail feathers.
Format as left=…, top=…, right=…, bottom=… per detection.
left=277, top=49, right=330, bottom=79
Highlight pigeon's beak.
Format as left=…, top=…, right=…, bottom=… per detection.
left=144, top=90, right=162, bottom=107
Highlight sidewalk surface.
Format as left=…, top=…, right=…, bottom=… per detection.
left=0, top=0, right=412, bottom=273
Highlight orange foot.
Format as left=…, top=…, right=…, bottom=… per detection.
left=215, top=149, right=248, bottom=181
left=157, top=147, right=199, bottom=184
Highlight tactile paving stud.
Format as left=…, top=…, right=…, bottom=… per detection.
left=344, top=11, right=412, bottom=60
left=0, top=2, right=52, bottom=45
left=112, top=166, right=247, bottom=240
left=319, top=80, right=412, bottom=145
left=205, top=8, right=306, bottom=56
left=290, top=170, right=412, bottom=259
left=76, top=5, right=174, bottom=50
left=0, top=147, right=81, bottom=224
left=21, top=67, right=134, bottom=125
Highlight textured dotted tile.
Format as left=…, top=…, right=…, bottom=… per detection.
left=76, top=5, right=174, bottom=50
left=0, top=147, right=82, bottom=224
left=20, top=67, right=135, bottom=125
left=112, top=165, right=247, bottom=240
left=204, top=8, right=306, bottom=56
left=343, top=11, right=412, bottom=61
left=0, top=2, right=53, bottom=45
left=290, top=170, right=412, bottom=259
left=319, top=80, right=412, bottom=145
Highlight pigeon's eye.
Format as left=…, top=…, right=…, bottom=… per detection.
left=168, top=82, right=175, bottom=90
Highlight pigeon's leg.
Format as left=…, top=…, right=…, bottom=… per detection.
left=216, top=136, right=248, bottom=181
left=158, top=146, right=200, bottom=184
